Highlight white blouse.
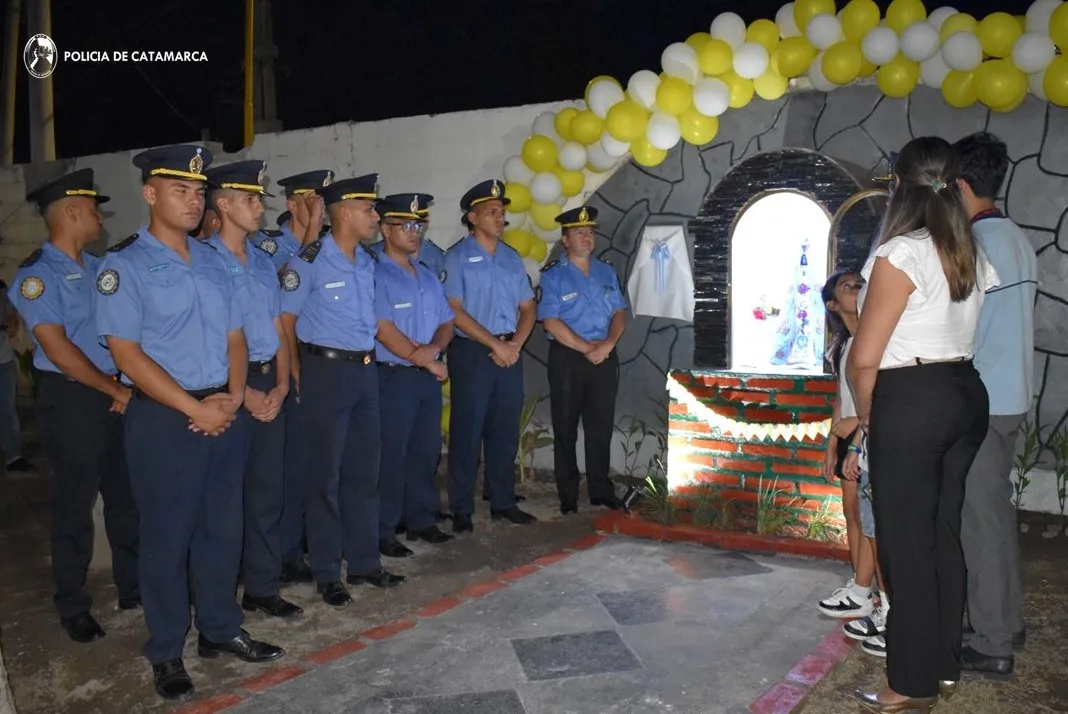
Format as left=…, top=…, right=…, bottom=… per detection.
left=858, top=229, right=1000, bottom=369
left=837, top=337, right=857, bottom=418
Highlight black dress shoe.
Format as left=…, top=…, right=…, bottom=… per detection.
left=434, top=510, right=453, bottom=523
left=280, top=559, right=314, bottom=585
left=379, top=538, right=415, bottom=558
left=590, top=494, right=622, bottom=509
left=316, top=580, right=353, bottom=606
left=346, top=567, right=407, bottom=588
left=452, top=513, right=474, bottom=533
left=406, top=525, right=455, bottom=544
left=118, top=597, right=141, bottom=611
left=483, top=493, right=526, bottom=503
left=395, top=521, right=408, bottom=535
left=5, top=457, right=32, bottom=472
left=241, top=594, right=303, bottom=618
left=491, top=506, right=537, bottom=524
left=560, top=503, right=578, bottom=515
left=152, top=658, right=194, bottom=700
left=60, top=613, right=105, bottom=643
left=197, top=629, right=285, bottom=663
left=961, top=645, right=1014, bottom=681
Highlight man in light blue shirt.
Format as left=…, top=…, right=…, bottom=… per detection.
left=954, top=132, right=1038, bottom=680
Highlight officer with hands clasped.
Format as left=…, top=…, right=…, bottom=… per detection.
left=94, top=145, right=283, bottom=701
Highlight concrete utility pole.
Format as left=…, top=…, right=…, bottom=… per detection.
left=27, top=0, right=55, bottom=162
left=253, top=0, right=282, bottom=135
left=2, top=0, right=22, bottom=166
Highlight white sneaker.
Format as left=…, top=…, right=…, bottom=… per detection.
left=843, top=605, right=886, bottom=641
left=818, top=580, right=874, bottom=619
left=862, top=634, right=886, bottom=657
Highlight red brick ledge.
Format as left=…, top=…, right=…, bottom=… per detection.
left=748, top=630, right=858, bottom=713
left=594, top=511, right=850, bottom=562
left=173, top=535, right=605, bottom=714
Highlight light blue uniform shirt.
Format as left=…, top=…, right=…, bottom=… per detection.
left=251, top=223, right=301, bottom=270
left=536, top=256, right=628, bottom=342
left=208, top=234, right=282, bottom=362
left=280, top=233, right=377, bottom=352
left=441, top=235, right=534, bottom=338
left=371, top=237, right=446, bottom=280
left=9, top=242, right=116, bottom=374
left=94, top=227, right=243, bottom=390
left=973, top=217, right=1038, bottom=415
left=374, top=252, right=455, bottom=366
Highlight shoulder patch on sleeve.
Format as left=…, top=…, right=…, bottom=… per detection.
left=19, top=275, right=45, bottom=300
left=360, top=242, right=379, bottom=263
left=18, top=248, right=43, bottom=268
left=535, top=285, right=542, bottom=303
left=96, top=269, right=120, bottom=296
left=107, top=234, right=139, bottom=253
left=280, top=269, right=300, bottom=292
left=298, top=240, right=323, bottom=263
left=255, top=238, right=277, bottom=256
left=539, top=259, right=559, bottom=273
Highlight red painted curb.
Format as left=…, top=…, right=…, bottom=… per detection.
left=302, top=638, right=367, bottom=665
left=413, top=596, right=465, bottom=618
left=499, top=563, right=541, bottom=581
left=238, top=665, right=309, bottom=693
left=749, top=682, right=809, bottom=714
left=747, top=624, right=859, bottom=713
left=457, top=579, right=510, bottom=598
left=362, top=618, right=418, bottom=641
left=174, top=692, right=246, bottom=714
left=531, top=550, right=573, bottom=566
left=569, top=534, right=606, bottom=550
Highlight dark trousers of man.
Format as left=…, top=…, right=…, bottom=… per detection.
left=962, top=413, right=1027, bottom=658
left=37, top=371, right=139, bottom=618
left=279, top=383, right=307, bottom=567
left=300, top=347, right=381, bottom=582
left=241, top=359, right=287, bottom=598
left=547, top=341, right=618, bottom=508
left=124, top=388, right=248, bottom=664
left=868, top=362, right=988, bottom=698
left=447, top=337, right=523, bottom=515
left=378, top=364, right=443, bottom=537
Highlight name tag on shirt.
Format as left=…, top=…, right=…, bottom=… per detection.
left=394, top=302, right=412, bottom=309
left=562, top=292, right=579, bottom=301
left=148, top=263, right=170, bottom=273
left=468, top=256, right=484, bottom=263
left=324, top=281, right=346, bottom=289
left=229, top=266, right=241, bottom=274
left=65, top=273, right=82, bottom=281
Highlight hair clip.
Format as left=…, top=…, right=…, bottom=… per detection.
left=932, top=179, right=947, bottom=192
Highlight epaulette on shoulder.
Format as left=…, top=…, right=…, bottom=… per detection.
left=260, top=229, right=283, bottom=238
left=539, top=259, right=559, bottom=273
left=445, top=236, right=468, bottom=252
left=319, top=224, right=331, bottom=236
left=360, top=242, right=379, bottom=263
left=19, top=248, right=42, bottom=268
left=425, top=239, right=445, bottom=255
left=418, top=260, right=430, bottom=271
left=107, top=234, right=139, bottom=253
left=298, top=239, right=323, bottom=263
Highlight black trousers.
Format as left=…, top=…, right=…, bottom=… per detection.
left=547, top=341, right=618, bottom=507
left=37, top=371, right=139, bottom=619
left=869, top=361, right=988, bottom=698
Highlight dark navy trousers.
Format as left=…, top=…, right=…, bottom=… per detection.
left=447, top=337, right=523, bottom=515
left=279, top=382, right=307, bottom=566
left=300, top=349, right=382, bottom=582
left=124, top=390, right=248, bottom=664
left=241, top=360, right=286, bottom=598
left=377, top=364, right=443, bottom=537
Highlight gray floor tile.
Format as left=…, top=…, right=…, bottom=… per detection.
left=595, top=586, right=711, bottom=626
left=388, top=689, right=525, bottom=714
left=511, top=629, right=643, bottom=682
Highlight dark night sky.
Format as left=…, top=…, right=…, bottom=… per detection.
left=5, top=0, right=1035, bottom=163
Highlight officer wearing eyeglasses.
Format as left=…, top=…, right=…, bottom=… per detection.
left=369, top=209, right=446, bottom=281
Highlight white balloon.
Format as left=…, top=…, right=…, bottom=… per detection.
left=661, top=42, right=701, bottom=84
left=711, top=12, right=747, bottom=49
left=862, top=27, right=901, bottom=65
left=503, top=155, right=534, bottom=184
left=601, top=133, right=631, bottom=158
left=627, top=70, right=661, bottom=110
left=588, top=141, right=621, bottom=171
left=530, top=222, right=560, bottom=242
left=523, top=258, right=544, bottom=285
left=942, top=32, right=983, bottom=72
left=808, top=51, right=839, bottom=91
left=733, top=42, right=770, bottom=79
left=806, top=13, right=843, bottom=50
left=920, top=52, right=951, bottom=88
left=532, top=111, right=561, bottom=144
left=1012, top=32, right=1057, bottom=74
left=927, top=7, right=958, bottom=31
left=530, top=173, right=563, bottom=205
left=776, top=3, right=802, bottom=37
left=646, top=112, right=682, bottom=151
left=1026, top=0, right=1063, bottom=34
left=692, top=77, right=732, bottom=117
left=1029, top=69, right=1048, bottom=100
left=587, top=79, right=625, bottom=119
left=901, top=22, right=941, bottom=62
left=558, top=141, right=588, bottom=171
left=506, top=211, right=529, bottom=230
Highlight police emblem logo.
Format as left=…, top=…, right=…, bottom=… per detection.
left=257, top=163, right=267, bottom=186
left=439, top=269, right=447, bottom=283
left=96, top=269, right=120, bottom=296
left=260, top=238, right=277, bottom=255
left=190, top=148, right=204, bottom=175
left=280, top=269, right=300, bottom=292
left=578, top=207, right=589, bottom=223
left=323, top=171, right=333, bottom=187
left=19, top=276, right=44, bottom=300
left=23, top=34, right=57, bottom=80
left=410, top=195, right=420, bottom=213
left=490, top=181, right=501, bottom=198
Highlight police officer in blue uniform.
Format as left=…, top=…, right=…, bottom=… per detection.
left=95, top=145, right=283, bottom=700
left=443, top=179, right=537, bottom=531
left=369, top=199, right=446, bottom=278
left=280, top=173, right=406, bottom=606
left=203, top=160, right=301, bottom=619
left=10, top=169, right=139, bottom=643
left=537, top=206, right=627, bottom=514
left=251, top=169, right=333, bottom=271
left=373, top=193, right=455, bottom=557
left=194, top=202, right=220, bottom=240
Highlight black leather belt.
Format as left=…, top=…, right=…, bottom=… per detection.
left=249, top=357, right=276, bottom=375
left=133, top=384, right=228, bottom=401
left=40, top=370, right=121, bottom=384
left=495, top=332, right=515, bottom=340
left=301, top=342, right=375, bottom=365
left=376, top=362, right=416, bottom=370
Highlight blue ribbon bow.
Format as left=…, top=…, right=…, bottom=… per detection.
left=651, top=242, right=671, bottom=295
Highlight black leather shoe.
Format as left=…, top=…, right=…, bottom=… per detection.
left=280, top=559, right=313, bottom=585
left=118, top=597, right=141, bottom=611
left=347, top=567, right=407, bottom=588
left=434, top=510, right=453, bottom=523
left=379, top=538, right=415, bottom=558
left=491, top=506, right=537, bottom=524
left=197, top=629, right=285, bottom=663
left=395, top=521, right=408, bottom=535
left=560, top=503, right=578, bottom=515
left=241, top=594, right=303, bottom=618
left=483, top=493, right=526, bottom=503
left=5, top=457, right=32, bottom=472
left=591, top=494, right=623, bottom=509
left=406, top=526, right=455, bottom=544
left=961, top=645, right=1013, bottom=681
left=152, top=658, right=194, bottom=700
left=316, top=580, right=353, bottom=606
left=60, top=613, right=106, bottom=643
left=452, top=514, right=474, bottom=533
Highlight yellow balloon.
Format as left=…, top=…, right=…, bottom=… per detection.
left=721, top=70, right=755, bottom=108
left=630, top=136, right=668, bottom=168
left=521, top=135, right=558, bottom=173
left=876, top=55, right=919, bottom=98
left=678, top=106, right=720, bottom=145
left=1014, top=15, right=1027, bottom=32
left=977, top=12, right=1022, bottom=58
left=440, top=402, right=450, bottom=434
left=1045, top=55, right=1068, bottom=106
left=941, top=69, right=978, bottom=107
left=504, top=182, right=532, bottom=213
left=605, top=99, right=649, bottom=142
left=502, top=228, right=532, bottom=256
left=840, top=0, right=881, bottom=43
left=527, top=236, right=548, bottom=262
left=1052, top=3, right=1068, bottom=50
left=774, top=37, right=817, bottom=78
left=974, top=59, right=1026, bottom=109
left=885, top=0, right=926, bottom=33
left=990, top=82, right=1028, bottom=112
left=569, top=111, right=605, bottom=145
left=553, top=166, right=585, bottom=197
left=441, top=379, right=450, bottom=399
left=754, top=68, right=790, bottom=99
left=822, top=41, right=863, bottom=85
left=530, top=202, right=563, bottom=231
left=585, top=74, right=621, bottom=106
left=686, top=31, right=713, bottom=50
left=940, top=13, right=977, bottom=43
left=859, top=58, right=878, bottom=77
left=747, top=19, right=781, bottom=53
left=554, top=107, right=579, bottom=142
left=697, top=38, right=734, bottom=76
left=794, top=0, right=836, bottom=33
left=655, top=77, right=693, bottom=116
